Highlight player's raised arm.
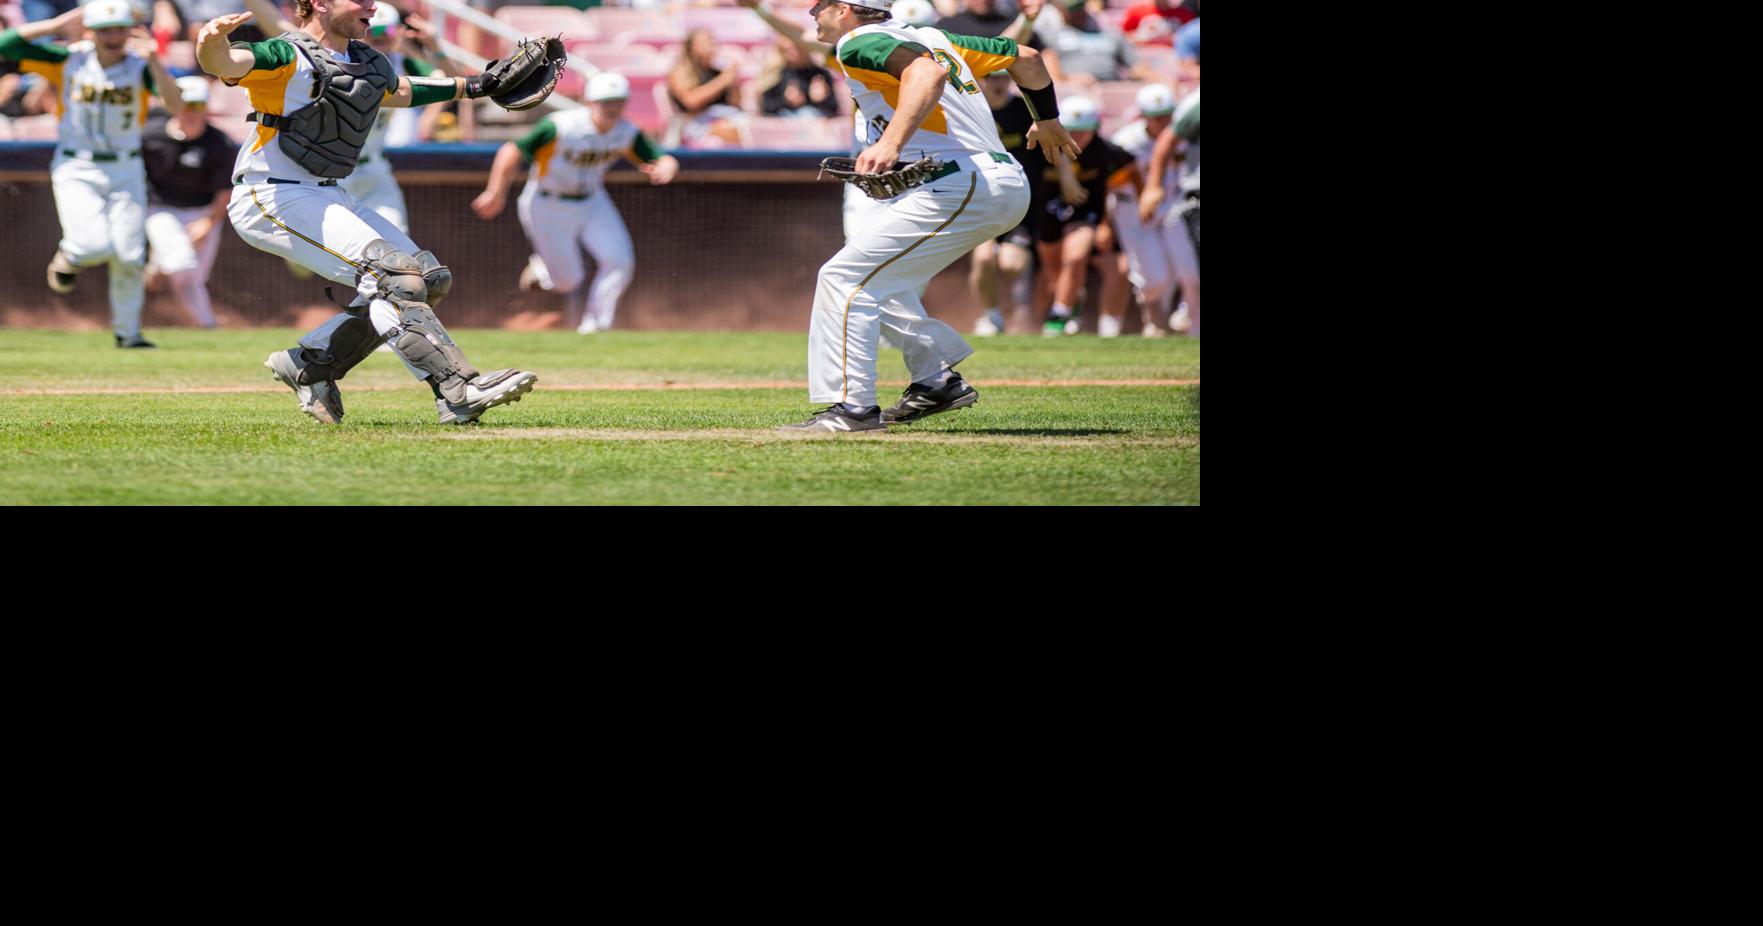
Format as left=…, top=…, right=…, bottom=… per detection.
left=196, top=12, right=258, bottom=82
left=737, top=0, right=833, bottom=58
left=2, top=5, right=84, bottom=46
left=132, top=27, right=186, bottom=115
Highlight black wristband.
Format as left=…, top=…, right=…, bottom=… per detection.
left=463, top=72, right=492, bottom=99
left=1022, top=82, right=1059, bottom=122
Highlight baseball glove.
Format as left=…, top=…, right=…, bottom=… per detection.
left=467, top=35, right=567, bottom=112
left=819, top=156, right=946, bottom=201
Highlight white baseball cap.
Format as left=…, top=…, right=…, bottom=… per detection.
left=83, top=0, right=136, bottom=30
left=1135, top=83, right=1175, bottom=118
left=1060, top=96, right=1099, bottom=132
left=586, top=71, right=631, bottom=102
left=176, top=75, right=210, bottom=105
left=892, top=0, right=936, bottom=25
left=842, top=0, right=895, bottom=11
left=368, top=4, right=401, bottom=37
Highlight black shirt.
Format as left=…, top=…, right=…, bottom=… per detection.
left=760, top=65, right=839, bottom=117
left=141, top=109, right=238, bottom=208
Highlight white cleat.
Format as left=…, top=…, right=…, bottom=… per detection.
left=1097, top=314, right=1122, bottom=338
left=437, top=369, right=538, bottom=425
left=973, top=310, right=1005, bottom=337
left=264, top=349, right=344, bottom=424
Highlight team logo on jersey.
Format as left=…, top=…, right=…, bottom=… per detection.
left=74, top=83, right=135, bottom=105
left=565, top=148, right=620, bottom=168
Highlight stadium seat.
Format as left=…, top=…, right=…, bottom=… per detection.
left=492, top=6, right=597, bottom=41
left=205, top=81, right=250, bottom=118
left=566, top=41, right=671, bottom=76
left=587, top=7, right=679, bottom=43
left=615, top=75, right=669, bottom=136
left=1092, top=81, right=1144, bottom=125
left=5, top=114, right=58, bottom=140
left=745, top=116, right=848, bottom=151
left=0, top=1, right=22, bottom=28
left=680, top=8, right=777, bottom=48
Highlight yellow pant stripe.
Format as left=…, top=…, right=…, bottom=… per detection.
left=841, top=171, right=978, bottom=403
left=246, top=186, right=376, bottom=282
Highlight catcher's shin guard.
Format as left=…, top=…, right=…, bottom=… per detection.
left=390, top=304, right=481, bottom=404
left=289, top=311, right=385, bottom=384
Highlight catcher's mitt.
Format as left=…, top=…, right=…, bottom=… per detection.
left=467, top=35, right=567, bottom=112
left=819, top=156, right=947, bottom=201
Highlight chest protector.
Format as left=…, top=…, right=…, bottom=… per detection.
left=248, top=32, right=396, bottom=178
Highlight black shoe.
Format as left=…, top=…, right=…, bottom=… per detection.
left=881, top=374, right=978, bottom=424
left=778, top=404, right=885, bottom=432
left=116, top=334, right=157, bottom=349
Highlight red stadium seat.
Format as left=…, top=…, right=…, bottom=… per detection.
left=5, top=114, right=58, bottom=140
left=566, top=41, right=671, bottom=77
left=493, top=6, right=597, bottom=41
left=745, top=116, right=849, bottom=151
left=587, top=8, right=679, bottom=43
left=614, top=75, right=669, bottom=136
left=1092, top=81, right=1144, bottom=126
left=681, top=8, right=777, bottom=48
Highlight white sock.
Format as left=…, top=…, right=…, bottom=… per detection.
left=1050, top=302, right=1073, bottom=319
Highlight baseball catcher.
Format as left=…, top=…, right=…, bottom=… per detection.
left=199, top=1, right=554, bottom=425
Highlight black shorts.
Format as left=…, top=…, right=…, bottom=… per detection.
left=1036, top=197, right=1103, bottom=244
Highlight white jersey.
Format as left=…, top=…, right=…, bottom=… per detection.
left=833, top=19, right=1019, bottom=161
left=1109, top=119, right=1176, bottom=201
left=2, top=37, right=154, bottom=155
left=226, top=36, right=394, bottom=182
left=515, top=109, right=662, bottom=198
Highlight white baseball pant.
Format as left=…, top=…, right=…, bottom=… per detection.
left=809, top=156, right=1029, bottom=407
left=1110, top=190, right=1199, bottom=323
left=51, top=155, right=147, bottom=339
left=340, top=160, right=410, bottom=233
left=516, top=184, right=634, bottom=332
left=145, top=203, right=224, bottom=327
left=227, top=178, right=429, bottom=379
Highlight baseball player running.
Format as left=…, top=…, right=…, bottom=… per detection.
left=198, top=1, right=555, bottom=425
left=782, top=0, right=1078, bottom=432
left=472, top=71, right=680, bottom=335
left=1, top=0, right=185, bottom=348
left=1105, top=82, right=1195, bottom=338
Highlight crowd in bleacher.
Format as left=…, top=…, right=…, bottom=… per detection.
left=4, top=0, right=1197, bottom=149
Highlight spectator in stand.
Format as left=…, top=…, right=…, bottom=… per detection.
left=756, top=34, right=837, bottom=118
left=1045, top=0, right=1150, bottom=86
left=1174, top=12, right=1198, bottom=83
left=667, top=28, right=746, bottom=147
left=141, top=75, right=236, bottom=328
left=1120, top=0, right=1195, bottom=46
left=937, top=0, right=1047, bottom=52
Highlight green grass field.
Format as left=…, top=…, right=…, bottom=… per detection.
left=0, top=330, right=1199, bottom=505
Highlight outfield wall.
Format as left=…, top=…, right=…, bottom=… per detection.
left=0, top=143, right=983, bottom=331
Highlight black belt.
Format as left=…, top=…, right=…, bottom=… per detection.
left=538, top=191, right=591, bottom=201
left=232, top=175, right=340, bottom=187
left=901, top=153, right=1011, bottom=187
left=61, top=148, right=138, bottom=161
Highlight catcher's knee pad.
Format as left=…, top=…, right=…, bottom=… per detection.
left=359, top=239, right=428, bottom=307
left=293, top=313, right=384, bottom=384
left=414, top=250, right=451, bottom=307
left=389, top=303, right=481, bottom=404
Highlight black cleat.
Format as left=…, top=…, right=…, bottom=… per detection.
left=881, top=374, right=978, bottom=424
left=778, top=404, right=886, bottom=432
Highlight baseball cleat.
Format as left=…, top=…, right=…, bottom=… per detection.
left=518, top=255, right=545, bottom=293
left=881, top=374, right=978, bottom=425
left=47, top=250, right=79, bottom=294
left=973, top=309, right=1004, bottom=337
left=778, top=404, right=885, bottom=432
left=265, top=349, right=344, bottom=424
left=437, top=369, right=538, bottom=424
left=115, top=334, right=157, bottom=349
left=576, top=316, right=600, bottom=335
left=1097, top=314, right=1122, bottom=338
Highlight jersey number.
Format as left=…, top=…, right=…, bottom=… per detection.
left=932, top=50, right=979, bottom=95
